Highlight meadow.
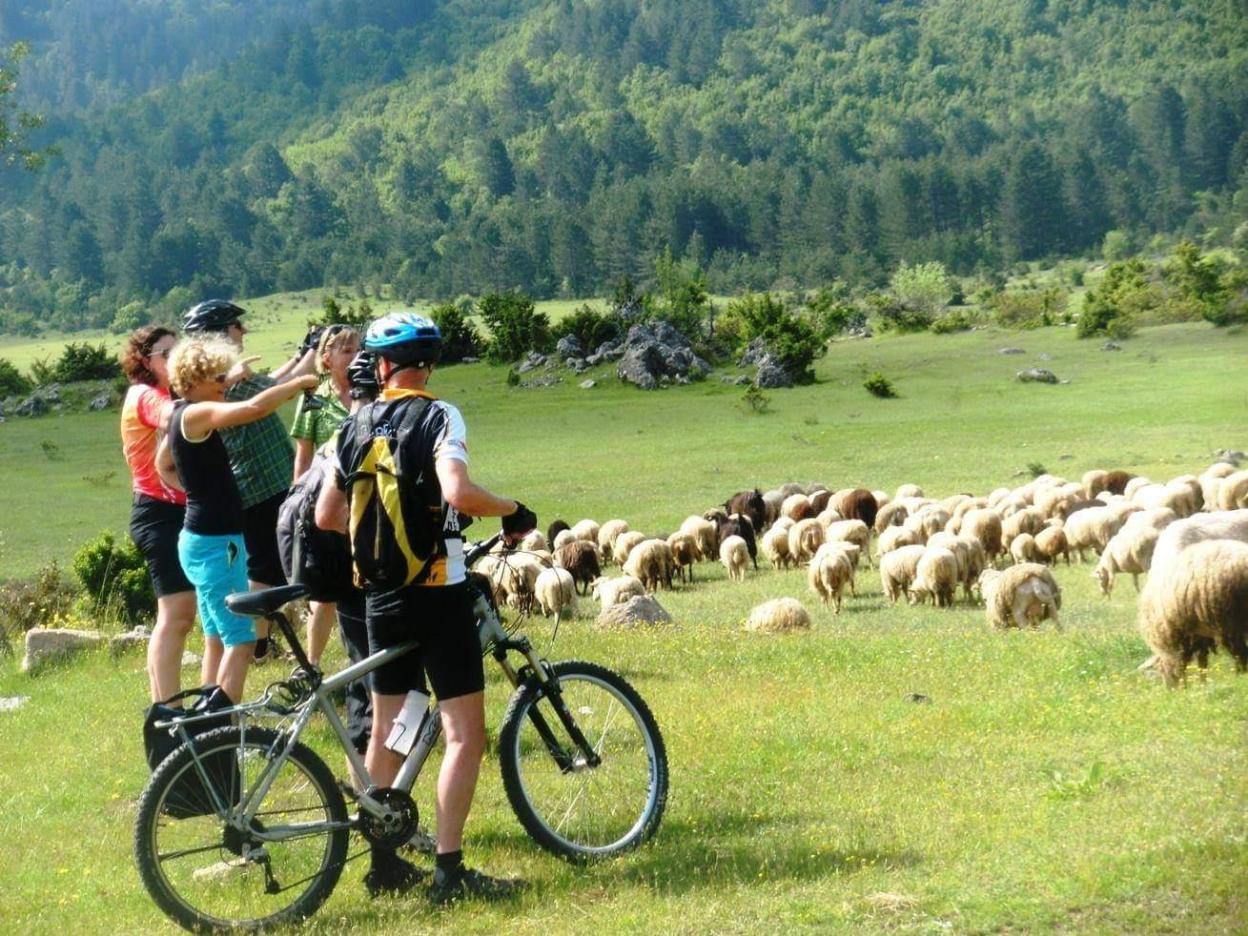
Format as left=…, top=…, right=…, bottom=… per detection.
left=1, top=317, right=1246, bottom=933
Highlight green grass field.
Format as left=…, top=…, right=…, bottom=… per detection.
left=1, top=318, right=1246, bottom=933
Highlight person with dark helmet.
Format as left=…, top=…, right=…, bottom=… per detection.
left=315, top=312, right=537, bottom=901
left=182, top=299, right=317, bottom=662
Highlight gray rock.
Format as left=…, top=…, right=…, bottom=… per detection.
left=738, top=337, right=769, bottom=368
left=516, top=352, right=548, bottom=374
left=0, top=696, right=29, bottom=713
left=754, top=356, right=793, bottom=388
left=998, top=347, right=1025, bottom=355
left=22, top=628, right=104, bottom=674
left=616, top=321, right=711, bottom=390
left=1017, top=368, right=1059, bottom=384
left=15, top=395, right=48, bottom=418
left=556, top=335, right=585, bottom=359
left=720, top=375, right=751, bottom=386
left=461, top=356, right=479, bottom=364
left=1101, top=342, right=1122, bottom=351
left=1036, top=352, right=1052, bottom=361
left=519, top=375, right=561, bottom=389
left=110, top=624, right=153, bottom=655
left=89, top=394, right=112, bottom=411
left=595, top=595, right=673, bottom=630
left=579, top=379, right=596, bottom=390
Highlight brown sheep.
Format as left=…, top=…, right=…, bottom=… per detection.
left=837, top=488, right=879, bottom=531
left=1102, top=470, right=1134, bottom=495
left=554, top=541, right=602, bottom=595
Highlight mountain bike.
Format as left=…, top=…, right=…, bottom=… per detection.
left=133, top=533, right=668, bottom=932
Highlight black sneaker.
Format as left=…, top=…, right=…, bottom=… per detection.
left=429, top=865, right=524, bottom=906
left=364, top=855, right=427, bottom=898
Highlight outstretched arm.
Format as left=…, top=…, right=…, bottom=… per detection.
left=183, top=374, right=318, bottom=438
left=436, top=459, right=517, bottom=518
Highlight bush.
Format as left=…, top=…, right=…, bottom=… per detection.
left=990, top=288, right=1068, bottom=329
left=0, top=561, right=78, bottom=646
left=726, top=292, right=825, bottom=384
left=316, top=295, right=374, bottom=329
left=36, top=342, right=122, bottom=384
left=430, top=301, right=483, bottom=363
left=806, top=286, right=865, bottom=338
left=864, top=373, right=897, bottom=398
left=866, top=292, right=933, bottom=332
left=890, top=261, right=952, bottom=319
left=551, top=303, right=620, bottom=353
left=1077, top=261, right=1151, bottom=339
left=929, top=309, right=975, bottom=334
left=0, top=357, right=31, bottom=396
left=478, top=290, right=552, bottom=364
left=1102, top=229, right=1133, bottom=262
left=72, top=531, right=156, bottom=626
left=740, top=383, right=771, bottom=414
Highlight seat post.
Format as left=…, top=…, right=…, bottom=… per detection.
left=269, top=608, right=315, bottom=674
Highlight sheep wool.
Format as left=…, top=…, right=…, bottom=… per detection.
left=879, top=545, right=926, bottom=605
left=720, top=535, right=749, bottom=582
left=534, top=567, right=576, bottom=618
left=744, top=597, right=812, bottom=634
left=1093, top=525, right=1159, bottom=597
left=980, top=564, right=1062, bottom=630
left=597, top=519, right=630, bottom=562
left=807, top=542, right=856, bottom=612
left=591, top=575, right=645, bottom=609
left=910, top=546, right=958, bottom=608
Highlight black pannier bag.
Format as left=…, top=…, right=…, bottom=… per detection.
left=142, top=685, right=240, bottom=819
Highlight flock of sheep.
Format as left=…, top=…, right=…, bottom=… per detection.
left=474, top=462, right=1248, bottom=688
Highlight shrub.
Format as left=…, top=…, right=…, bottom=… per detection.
left=1077, top=261, right=1151, bottom=339
left=806, top=286, right=865, bottom=338
left=0, top=357, right=31, bottom=396
left=316, top=295, right=373, bottom=329
left=890, top=261, right=953, bottom=319
left=930, top=309, right=975, bottom=334
left=40, top=342, right=122, bottom=383
left=0, top=561, right=79, bottom=647
left=726, top=292, right=825, bottom=384
left=478, top=290, right=552, bottom=364
left=864, top=373, right=897, bottom=398
left=740, top=383, right=771, bottom=414
left=990, top=288, right=1068, bottom=329
left=72, top=531, right=156, bottom=626
left=1102, top=229, right=1133, bottom=262
left=866, top=291, right=932, bottom=332
left=551, top=303, right=620, bottom=353
left=430, top=301, right=483, bottom=363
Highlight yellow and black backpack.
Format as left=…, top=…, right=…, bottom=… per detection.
left=342, top=397, right=443, bottom=589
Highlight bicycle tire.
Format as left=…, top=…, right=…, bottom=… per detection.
left=498, top=660, right=668, bottom=861
left=134, top=726, right=349, bottom=932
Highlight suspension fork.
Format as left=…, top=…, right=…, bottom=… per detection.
left=495, top=638, right=601, bottom=771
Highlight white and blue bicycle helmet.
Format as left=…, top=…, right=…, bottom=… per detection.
left=363, top=312, right=442, bottom=368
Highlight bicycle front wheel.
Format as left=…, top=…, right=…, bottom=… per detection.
left=134, top=726, right=349, bottom=932
left=498, top=660, right=668, bottom=861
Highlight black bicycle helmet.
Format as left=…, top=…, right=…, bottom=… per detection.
left=183, top=299, right=247, bottom=334
left=347, top=349, right=380, bottom=400
left=363, top=312, right=442, bottom=367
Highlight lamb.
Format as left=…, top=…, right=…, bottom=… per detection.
left=1009, top=533, right=1041, bottom=565
left=623, top=538, right=674, bottom=592
left=787, top=518, right=825, bottom=564
left=1148, top=509, right=1248, bottom=584
left=1093, top=525, right=1159, bottom=597
left=716, top=513, right=759, bottom=569
left=597, top=519, right=630, bottom=563
left=807, top=542, right=857, bottom=612
left=910, top=546, right=958, bottom=608
left=678, top=516, right=717, bottom=561
left=613, top=530, right=647, bottom=566
left=745, top=597, right=812, bottom=634
left=1137, top=539, right=1248, bottom=686
left=1034, top=526, right=1070, bottom=565
left=554, top=540, right=602, bottom=595
left=979, top=564, right=1062, bottom=630
left=825, top=518, right=872, bottom=568
left=591, top=575, right=645, bottom=610
left=534, top=567, right=576, bottom=617
left=1063, top=506, right=1127, bottom=562
left=719, top=535, right=749, bottom=582
left=666, top=531, right=699, bottom=582
left=878, top=524, right=920, bottom=556
left=760, top=525, right=793, bottom=570
left=879, top=545, right=926, bottom=604
left=961, top=508, right=1004, bottom=561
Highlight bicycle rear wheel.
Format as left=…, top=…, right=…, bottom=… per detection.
left=134, top=726, right=349, bottom=932
left=498, top=660, right=667, bottom=861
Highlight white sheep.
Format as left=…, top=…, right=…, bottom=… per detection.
left=760, top=526, right=793, bottom=570
left=1137, top=539, right=1248, bottom=687
left=1093, top=525, right=1159, bottom=597
left=961, top=508, right=1005, bottom=561
left=1002, top=507, right=1046, bottom=544
left=720, top=535, right=749, bottom=582
left=979, top=564, right=1062, bottom=630
left=613, top=530, right=647, bottom=566
left=570, top=518, right=600, bottom=545
left=910, top=546, right=958, bottom=608
left=781, top=492, right=814, bottom=521
left=879, top=545, right=926, bottom=604
left=1034, top=526, right=1070, bottom=565
left=1217, top=470, right=1248, bottom=510
left=895, top=483, right=924, bottom=500
left=873, top=501, right=908, bottom=534
left=519, top=529, right=548, bottom=553
left=590, top=575, right=645, bottom=609
left=878, top=524, right=920, bottom=556
left=1009, top=532, right=1040, bottom=565
left=807, top=542, right=857, bottom=612
left=678, top=516, right=717, bottom=563
left=1063, top=506, right=1127, bottom=562
left=787, top=518, right=825, bottom=564
left=825, top=518, right=871, bottom=568
left=534, top=567, right=576, bottom=617
left=1148, top=509, right=1248, bottom=583
left=623, top=538, right=674, bottom=591
left=745, top=597, right=811, bottom=633
left=597, top=519, right=630, bottom=562
left=552, top=529, right=577, bottom=551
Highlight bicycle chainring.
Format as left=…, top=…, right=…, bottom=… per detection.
left=357, top=788, right=419, bottom=849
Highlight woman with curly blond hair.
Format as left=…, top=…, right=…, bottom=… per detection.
left=120, top=325, right=195, bottom=704
left=156, top=336, right=318, bottom=703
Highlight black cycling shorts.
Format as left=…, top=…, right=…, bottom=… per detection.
left=243, top=490, right=288, bottom=587
left=129, top=495, right=193, bottom=597
left=365, top=581, right=483, bottom=701
left=336, top=588, right=373, bottom=755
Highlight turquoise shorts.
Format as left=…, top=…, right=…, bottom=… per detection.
left=177, top=530, right=256, bottom=647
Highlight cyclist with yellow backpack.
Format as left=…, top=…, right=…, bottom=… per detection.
left=315, top=312, right=537, bottom=901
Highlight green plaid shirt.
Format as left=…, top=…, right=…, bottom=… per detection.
left=222, top=375, right=295, bottom=508
left=289, top=379, right=350, bottom=450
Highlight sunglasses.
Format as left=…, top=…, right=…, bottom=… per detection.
left=148, top=347, right=173, bottom=360
left=213, top=373, right=229, bottom=384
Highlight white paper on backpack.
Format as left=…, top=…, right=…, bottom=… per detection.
left=383, top=689, right=431, bottom=756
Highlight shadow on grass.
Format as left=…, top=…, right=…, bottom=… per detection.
left=474, top=811, right=922, bottom=896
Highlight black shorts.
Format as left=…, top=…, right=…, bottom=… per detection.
left=336, top=588, right=373, bottom=754
left=366, top=581, right=483, bottom=701
left=129, top=495, right=193, bottom=597
left=243, top=490, right=288, bottom=587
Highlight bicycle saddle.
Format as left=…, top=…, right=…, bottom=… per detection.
left=226, top=584, right=310, bottom=617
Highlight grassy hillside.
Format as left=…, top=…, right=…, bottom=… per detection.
left=0, top=319, right=1246, bottom=933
